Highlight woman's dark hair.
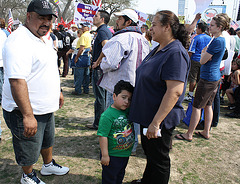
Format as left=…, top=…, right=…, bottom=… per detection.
left=155, top=10, right=189, bottom=48
left=123, top=15, right=138, bottom=26
left=212, top=13, right=230, bottom=31
left=145, top=30, right=152, bottom=42
left=114, top=80, right=134, bottom=96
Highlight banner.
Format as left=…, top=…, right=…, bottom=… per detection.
left=194, top=0, right=212, bottom=14
left=202, top=5, right=227, bottom=23
left=135, top=10, right=148, bottom=27
left=74, top=2, right=99, bottom=24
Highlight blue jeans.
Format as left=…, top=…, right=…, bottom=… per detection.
left=105, top=91, right=113, bottom=110
left=74, top=67, right=90, bottom=94
left=92, top=69, right=105, bottom=127
left=132, top=123, right=140, bottom=152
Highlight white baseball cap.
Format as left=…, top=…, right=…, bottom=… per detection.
left=114, top=9, right=138, bottom=23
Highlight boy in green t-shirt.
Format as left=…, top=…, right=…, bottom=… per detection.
left=97, top=80, right=135, bottom=184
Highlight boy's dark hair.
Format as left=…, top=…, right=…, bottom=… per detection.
left=114, top=80, right=134, bottom=96
left=197, top=22, right=207, bottom=33
left=98, top=10, right=110, bottom=25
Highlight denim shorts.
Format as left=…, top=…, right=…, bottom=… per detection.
left=3, top=109, right=55, bottom=166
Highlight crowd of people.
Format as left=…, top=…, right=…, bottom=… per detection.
left=0, top=0, right=239, bottom=184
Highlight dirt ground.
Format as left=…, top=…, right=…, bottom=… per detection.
left=0, top=72, right=239, bottom=184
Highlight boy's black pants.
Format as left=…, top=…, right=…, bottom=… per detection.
left=102, top=156, right=129, bottom=184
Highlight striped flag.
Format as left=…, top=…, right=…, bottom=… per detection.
left=7, top=9, right=14, bottom=34
left=92, top=0, right=102, bottom=7
left=231, top=20, right=239, bottom=30
left=54, top=0, right=59, bottom=5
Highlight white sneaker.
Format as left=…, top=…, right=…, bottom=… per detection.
left=40, top=159, right=69, bottom=176
left=184, top=94, right=193, bottom=102
left=21, top=171, right=45, bottom=184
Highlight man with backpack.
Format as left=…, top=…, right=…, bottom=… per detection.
left=56, top=24, right=74, bottom=77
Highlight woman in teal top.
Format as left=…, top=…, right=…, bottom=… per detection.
left=176, top=14, right=230, bottom=142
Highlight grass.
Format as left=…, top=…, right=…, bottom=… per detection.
left=0, top=72, right=240, bottom=184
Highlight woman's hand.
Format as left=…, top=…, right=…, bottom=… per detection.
left=146, top=123, right=159, bottom=139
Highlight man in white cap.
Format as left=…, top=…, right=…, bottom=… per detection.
left=93, top=9, right=149, bottom=108
left=2, top=0, right=69, bottom=183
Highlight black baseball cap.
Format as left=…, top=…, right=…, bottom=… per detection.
left=27, top=0, right=57, bottom=18
left=81, top=22, right=91, bottom=27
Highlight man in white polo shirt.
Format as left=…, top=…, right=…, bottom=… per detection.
left=2, top=0, right=69, bottom=183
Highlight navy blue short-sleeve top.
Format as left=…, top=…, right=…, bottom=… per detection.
left=129, top=40, right=190, bottom=129
left=92, top=24, right=112, bottom=64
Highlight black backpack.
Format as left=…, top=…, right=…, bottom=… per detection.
left=59, top=32, right=71, bottom=49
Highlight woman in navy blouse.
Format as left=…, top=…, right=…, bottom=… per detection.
left=129, top=10, right=190, bottom=184
left=175, top=14, right=229, bottom=142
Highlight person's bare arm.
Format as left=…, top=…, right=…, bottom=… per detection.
left=59, top=92, right=64, bottom=109
left=146, top=80, right=184, bottom=139
left=186, top=13, right=201, bottom=34
left=92, top=52, right=106, bottom=69
left=92, top=40, right=108, bottom=69
left=9, top=79, right=37, bottom=138
left=200, top=46, right=212, bottom=65
left=232, top=70, right=240, bottom=85
left=99, top=136, right=110, bottom=166
left=74, top=45, right=85, bottom=63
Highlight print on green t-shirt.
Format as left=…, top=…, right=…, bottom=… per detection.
left=97, top=106, right=134, bottom=157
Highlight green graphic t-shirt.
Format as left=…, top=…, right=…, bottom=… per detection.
left=97, top=106, right=134, bottom=157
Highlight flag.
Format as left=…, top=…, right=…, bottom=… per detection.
left=231, top=20, right=239, bottom=30
left=54, top=0, right=59, bottom=5
left=7, top=9, right=14, bottom=34
left=92, top=0, right=101, bottom=7
left=66, top=19, right=74, bottom=29
left=55, top=9, right=58, bottom=25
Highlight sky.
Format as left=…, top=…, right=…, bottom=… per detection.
left=135, top=0, right=179, bottom=15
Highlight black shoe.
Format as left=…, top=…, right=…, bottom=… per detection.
left=211, top=123, right=218, bottom=127
left=225, top=112, right=240, bottom=118
left=71, top=91, right=82, bottom=95
left=86, top=124, right=98, bottom=130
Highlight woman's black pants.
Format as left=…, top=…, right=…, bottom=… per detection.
left=140, top=124, right=174, bottom=184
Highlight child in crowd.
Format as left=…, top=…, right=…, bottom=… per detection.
left=226, top=58, right=240, bottom=109
left=97, top=80, right=135, bottom=184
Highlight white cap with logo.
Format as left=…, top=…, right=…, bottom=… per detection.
left=114, top=9, right=138, bottom=23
